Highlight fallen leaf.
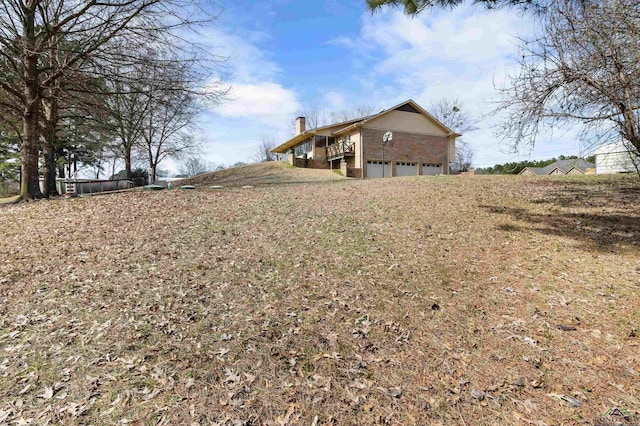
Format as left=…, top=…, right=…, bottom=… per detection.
left=142, top=388, right=160, bottom=401
left=37, top=387, right=54, bottom=399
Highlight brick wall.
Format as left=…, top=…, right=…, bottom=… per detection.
left=361, top=128, right=449, bottom=177
left=292, top=158, right=329, bottom=169
left=347, top=168, right=361, bottom=178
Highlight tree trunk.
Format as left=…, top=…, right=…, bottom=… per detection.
left=42, top=138, right=58, bottom=197
left=42, top=99, right=60, bottom=197
left=124, top=145, right=132, bottom=179
left=20, top=5, right=43, bottom=200
left=20, top=105, right=42, bottom=200
left=57, top=146, right=66, bottom=178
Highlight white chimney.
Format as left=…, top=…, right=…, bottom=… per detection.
left=295, top=117, right=306, bottom=135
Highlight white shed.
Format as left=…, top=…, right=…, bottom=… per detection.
left=595, top=142, right=639, bottom=174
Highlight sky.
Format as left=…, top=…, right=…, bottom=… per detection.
left=174, top=0, right=593, bottom=173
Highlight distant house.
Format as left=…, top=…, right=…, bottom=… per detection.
left=595, top=142, right=639, bottom=174
left=270, top=100, right=460, bottom=178
left=519, top=158, right=595, bottom=176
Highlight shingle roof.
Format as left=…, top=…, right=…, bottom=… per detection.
left=271, top=99, right=460, bottom=154
left=521, top=159, right=595, bottom=175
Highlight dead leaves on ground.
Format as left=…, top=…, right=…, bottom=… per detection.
left=0, top=175, right=639, bottom=424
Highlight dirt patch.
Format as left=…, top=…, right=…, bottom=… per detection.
left=0, top=174, right=638, bottom=424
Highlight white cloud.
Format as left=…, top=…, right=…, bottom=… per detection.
left=198, top=25, right=300, bottom=131
left=322, top=91, right=347, bottom=111
left=332, top=6, right=578, bottom=167
left=199, top=27, right=281, bottom=83
left=184, top=24, right=302, bottom=167
left=218, top=82, right=301, bottom=127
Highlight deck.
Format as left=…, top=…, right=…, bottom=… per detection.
left=327, top=141, right=355, bottom=161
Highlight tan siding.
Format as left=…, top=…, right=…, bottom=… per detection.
left=519, top=168, right=536, bottom=176
left=351, top=130, right=362, bottom=169
left=365, top=110, right=449, bottom=136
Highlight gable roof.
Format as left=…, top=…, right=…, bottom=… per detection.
left=330, top=99, right=461, bottom=137
left=271, top=99, right=460, bottom=154
left=519, top=158, right=595, bottom=175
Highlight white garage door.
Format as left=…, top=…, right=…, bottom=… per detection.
left=396, top=162, right=417, bottom=177
left=367, top=160, right=391, bottom=178
left=421, top=163, right=442, bottom=176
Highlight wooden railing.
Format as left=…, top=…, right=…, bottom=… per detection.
left=327, top=141, right=355, bottom=160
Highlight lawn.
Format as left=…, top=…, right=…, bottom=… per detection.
left=0, top=174, right=638, bottom=425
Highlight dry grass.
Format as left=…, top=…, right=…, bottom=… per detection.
left=0, top=174, right=638, bottom=425
left=177, top=161, right=347, bottom=187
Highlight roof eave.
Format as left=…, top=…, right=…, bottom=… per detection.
left=332, top=120, right=367, bottom=135
left=271, top=131, right=316, bottom=154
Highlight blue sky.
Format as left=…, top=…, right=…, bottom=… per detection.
left=177, top=0, right=592, bottom=173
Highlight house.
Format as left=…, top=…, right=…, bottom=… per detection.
left=518, top=158, right=595, bottom=176
left=270, top=100, right=459, bottom=178
left=595, top=142, right=639, bottom=174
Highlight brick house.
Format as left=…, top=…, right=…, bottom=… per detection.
left=271, top=100, right=459, bottom=178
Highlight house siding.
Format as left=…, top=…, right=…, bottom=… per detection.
left=596, top=150, right=638, bottom=174
left=361, top=127, right=449, bottom=178
left=519, top=168, right=536, bottom=176
left=365, top=110, right=449, bottom=136
left=350, top=130, right=362, bottom=170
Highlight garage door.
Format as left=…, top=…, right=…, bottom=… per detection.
left=396, top=162, right=417, bottom=177
left=421, top=163, right=442, bottom=175
left=367, top=160, right=391, bottom=178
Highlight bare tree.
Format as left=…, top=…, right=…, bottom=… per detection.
left=0, top=0, right=219, bottom=200
left=95, top=76, right=146, bottom=181
left=179, top=155, right=215, bottom=177
left=140, top=108, right=201, bottom=184
left=454, top=142, right=474, bottom=172
left=496, top=0, right=640, bottom=169
left=253, top=136, right=277, bottom=162
left=329, top=104, right=378, bottom=124
left=366, top=0, right=552, bottom=15
left=429, top=98, right=478, bottom=172
left=290, top=103, right=378, bottom=135
left=289, top=105, right=327, bottom=135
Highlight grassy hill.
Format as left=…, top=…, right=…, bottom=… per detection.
left=176, top=161, right=347, bottom=187
left=0, top=174, right=638, bottom=424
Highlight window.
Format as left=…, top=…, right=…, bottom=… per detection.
left=295, top=138, right=313, bottom=156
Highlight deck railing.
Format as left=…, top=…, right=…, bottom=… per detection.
left=327, top=141, right=355, bottom=160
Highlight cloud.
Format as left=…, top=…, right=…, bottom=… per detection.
left=217, top=82, right=301, bottom=127
left=321, top=91, right=346, bottom=111
left=194, top=23, right=301, bottom=162
left=197, top=25, right=300, bottom=130
left=333, top=6, right=557, bottom=166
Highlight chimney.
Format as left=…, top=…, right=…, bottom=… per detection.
left=295, top=117, right=306, bottom=135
